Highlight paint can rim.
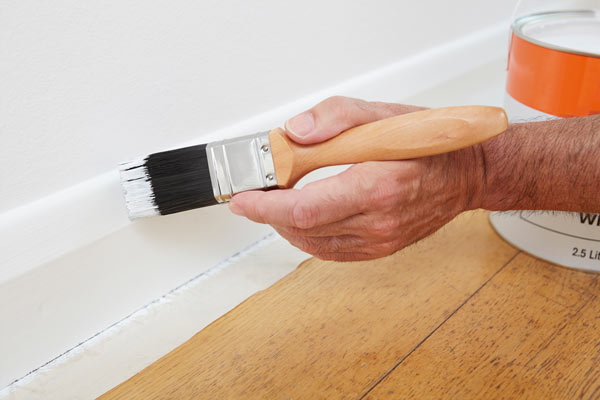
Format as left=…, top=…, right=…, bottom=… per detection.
left=512, top=9, right=600, bottom=58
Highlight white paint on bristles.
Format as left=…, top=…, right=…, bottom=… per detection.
left=118, top=159, right=159, bottom=219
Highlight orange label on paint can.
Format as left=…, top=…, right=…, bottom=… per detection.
left=506, top=31, right=600, bottom=117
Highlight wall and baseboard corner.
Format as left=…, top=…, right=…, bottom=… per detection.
left=0, top=1, right=516, bottom=397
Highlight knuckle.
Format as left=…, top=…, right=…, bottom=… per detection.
left=323, top=95, right=347, bottom=107
left=377, top=194, right=396, bottom=212
left=368, top=217, right=401, bottom=239
left=324, top=96, right=355, bottom=118
left=292, top=202, right=319, bottom=229
left=371, top=182, right=399, bottom=210
left=354, top=98, right=373, bottom=111
left=349, top=167, right=399, bottom=210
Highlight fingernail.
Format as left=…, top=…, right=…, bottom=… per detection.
left=228, top=201, right=243, bottom=216
left=286, top=112, right=314, bottom=137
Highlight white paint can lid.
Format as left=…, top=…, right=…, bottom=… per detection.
left=514, top=10, right=600, bottom=56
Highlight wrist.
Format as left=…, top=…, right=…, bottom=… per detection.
left=462, top=143, right=487, bottom=211
left=478, top=122, right=525, bottom=211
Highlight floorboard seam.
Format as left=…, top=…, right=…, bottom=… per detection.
left=358, top=250, right=521, bottom=399
left=0, top=232, right=278, bottom=394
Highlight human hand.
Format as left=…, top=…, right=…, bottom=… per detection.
left=229, top=96, right=485, bottom=261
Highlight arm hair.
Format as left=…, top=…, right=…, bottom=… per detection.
left=481, top=114, right=600, bottom=212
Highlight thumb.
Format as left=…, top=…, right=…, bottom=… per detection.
left=284, top=96, right=420, bottom=145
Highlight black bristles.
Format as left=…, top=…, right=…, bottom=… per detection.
left=146, top=144, right=218, bottom=215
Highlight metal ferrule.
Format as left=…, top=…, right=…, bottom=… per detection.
left=206, top=131, right=278, bottom=203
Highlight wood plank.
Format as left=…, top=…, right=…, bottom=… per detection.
left=365, top=253, right=600, bottom=399
left=100, top=211, right=516, bottom=399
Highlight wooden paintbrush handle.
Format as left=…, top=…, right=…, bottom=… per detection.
left=269, top=105, right=508, bottom=188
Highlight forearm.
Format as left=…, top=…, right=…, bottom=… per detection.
left=480, top=114, right=600, bottom=212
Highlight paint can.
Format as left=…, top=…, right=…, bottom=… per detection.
left=489, top=7, right=600, bottom=272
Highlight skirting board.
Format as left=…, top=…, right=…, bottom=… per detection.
left=0, top=21, right=508, bottom=285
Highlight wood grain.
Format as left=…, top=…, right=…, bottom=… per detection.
left=365, top=253, right=600, bottom=399
left=270, top=106, right=508, bottom=186
left=100, top=211, right=516, bottom=399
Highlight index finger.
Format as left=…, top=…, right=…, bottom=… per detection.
left=228, top=170, right=367, bottom=229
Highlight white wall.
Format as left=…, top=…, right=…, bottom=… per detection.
left=1, top=0, right=518, bottom=213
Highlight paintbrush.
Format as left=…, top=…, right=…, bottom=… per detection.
left=119, top=105, right=507, bottom=219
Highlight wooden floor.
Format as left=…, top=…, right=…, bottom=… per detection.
left=100, top=211, right=600, bottom=399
